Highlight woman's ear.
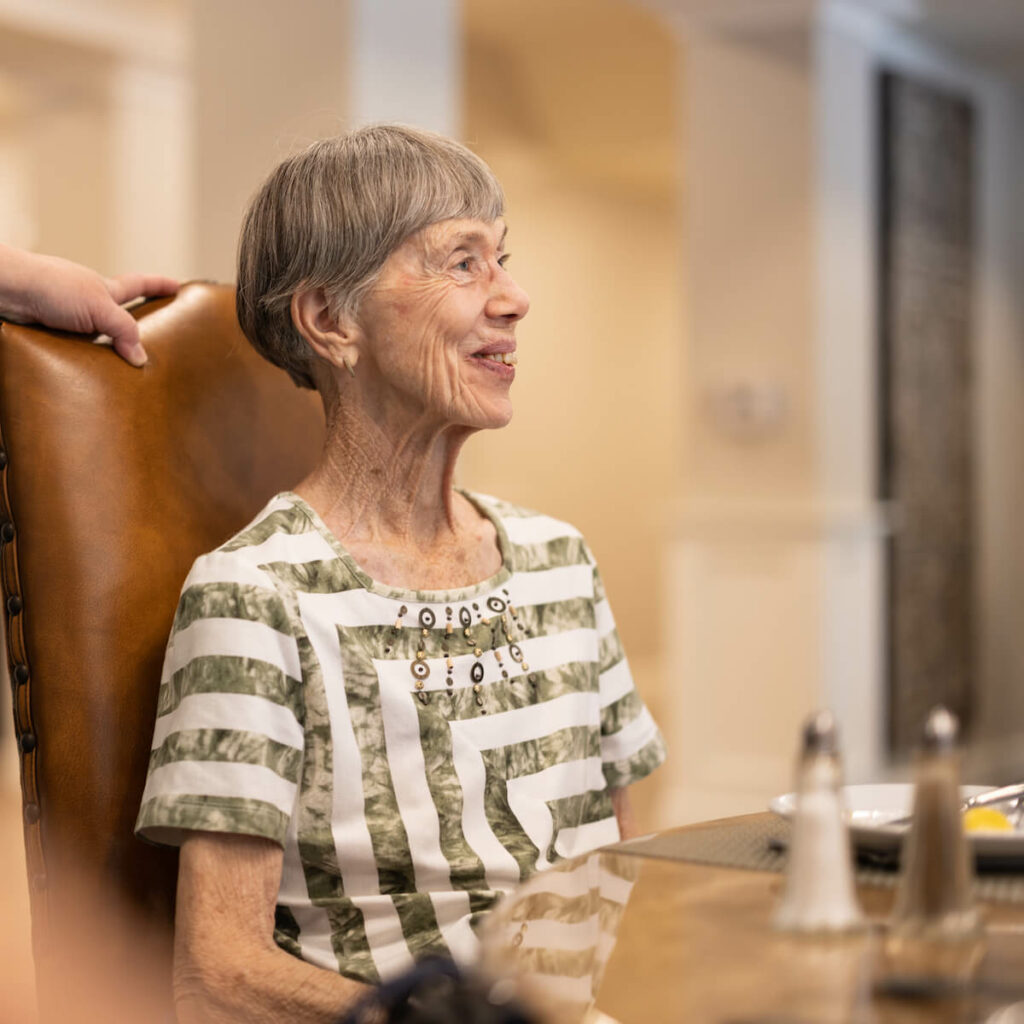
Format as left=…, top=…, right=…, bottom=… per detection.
left=290, top=287, right=360, bottom=375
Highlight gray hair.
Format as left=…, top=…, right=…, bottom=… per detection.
left=236, top=124, right=505, bottom=389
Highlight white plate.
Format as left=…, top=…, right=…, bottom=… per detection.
left=770, top=784, right=1024, bottom=863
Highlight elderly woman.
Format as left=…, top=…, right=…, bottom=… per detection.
left=136, top=124, right=665, bottom=1022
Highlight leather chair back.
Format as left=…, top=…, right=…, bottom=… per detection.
left=0, top=283, right=324, bottom=1017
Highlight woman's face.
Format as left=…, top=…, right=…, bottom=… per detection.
left=354, top=217, right=530, bottom=431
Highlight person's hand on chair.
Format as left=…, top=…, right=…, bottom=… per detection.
left=0, top=243, right=178, bottom=367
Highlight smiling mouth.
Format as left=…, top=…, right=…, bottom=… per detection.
left=473, top=352, right=517, bottom=366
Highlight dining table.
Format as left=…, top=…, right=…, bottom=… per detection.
left=480, top=812, right=1024, bottom=1024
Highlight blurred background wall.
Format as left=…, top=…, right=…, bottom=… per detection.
left=459, top=0, right=681, bottom=829
left=2, top=0, right=1024, bottom=881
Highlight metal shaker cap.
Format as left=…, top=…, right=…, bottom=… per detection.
left=922, top=705, right=959, bottom=752
left=801, top=710, right=839, bottom=756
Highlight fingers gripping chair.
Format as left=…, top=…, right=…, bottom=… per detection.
left=0, top=283, right=324, bottom=1019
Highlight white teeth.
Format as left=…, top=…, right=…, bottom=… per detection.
left=481, top=352, right=517, bottom=366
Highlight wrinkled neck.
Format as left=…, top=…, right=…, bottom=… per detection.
left=296, top=381, right=476, bottom=549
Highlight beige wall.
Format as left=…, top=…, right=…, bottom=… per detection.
left=684, top=33, right=814, bottom=501
left=0, top=0, right=190, bottom=277
left=460, top=0, right=681, bottom=675
left=193, top=0, right=352, bottom=282
left=662, top=25, right=826, bottom=823
left=460, top=1, right=681, bottom=823
left=0, top=26, right=115, bottom=272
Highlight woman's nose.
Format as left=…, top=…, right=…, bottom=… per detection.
left=487, top=267, right=530, bottom=322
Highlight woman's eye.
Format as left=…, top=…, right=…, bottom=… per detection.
left=455, top=258, right=472, bottom=272
left=498, top=253, right=511, bottom=268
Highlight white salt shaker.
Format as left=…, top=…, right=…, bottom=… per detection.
left=775, top=710, right=864, bottom=933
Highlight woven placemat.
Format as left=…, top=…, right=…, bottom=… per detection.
left=614, top=816, right=1024, bottom=905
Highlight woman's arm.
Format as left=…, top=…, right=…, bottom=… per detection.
left=175, top=832, right=367, bottom=1024
left=610, top=787, right=640, bottom=841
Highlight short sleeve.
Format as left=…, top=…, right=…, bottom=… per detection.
left=590, top=556, right=667, bottom=790
left=135, top=551, right=305, bottom=848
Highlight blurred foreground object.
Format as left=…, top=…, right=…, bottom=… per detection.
left=0, top=284, right=322, bottom=1019
left=882, top=706, right=984, bottom=989
left=774, top=710, right=864, bottom=933
left=340, top=958, right=537, bottom=1024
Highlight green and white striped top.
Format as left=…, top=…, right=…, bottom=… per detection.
left=136, top=491, right=666, bottom=983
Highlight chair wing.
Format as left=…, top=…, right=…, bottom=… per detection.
left=0, top=282, right=323, bottom=1015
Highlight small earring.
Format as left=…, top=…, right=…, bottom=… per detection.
left=343, top=358, right=356, bottom=378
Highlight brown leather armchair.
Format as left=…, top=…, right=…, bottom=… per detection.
left=0, top=283, right=324, bottom=1019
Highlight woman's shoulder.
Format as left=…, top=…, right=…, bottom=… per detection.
left=466, top=491, right=592, bottom=559
left=185, top=491, right=335, bottom=586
